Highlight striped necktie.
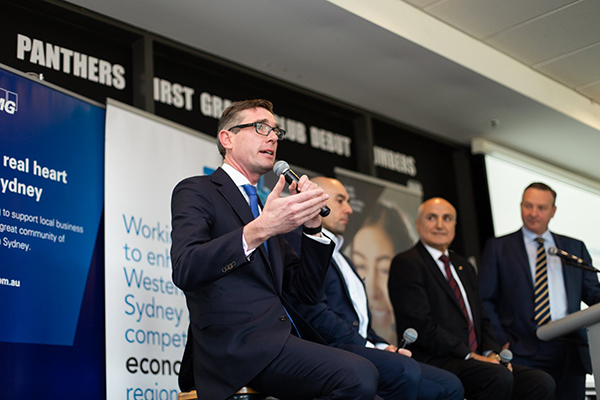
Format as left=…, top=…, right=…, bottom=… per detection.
left=440, top=254, right=477, bottom=353
left=534, top=237, right=551, bottom=326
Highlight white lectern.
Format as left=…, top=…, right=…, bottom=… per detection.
left=537, top=303, right=600, bottom=394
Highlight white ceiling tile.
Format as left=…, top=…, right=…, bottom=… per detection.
left=425, top=0, right=577, bottom=39
left=536, top=43, right=600, bottom=88
left=485, top=0, right=600, bottom=65
left=62, top=0, right=600, bottom=180
left=402, top=0, right=441, bottom=9
left=577, top=82, right=600, bottom=104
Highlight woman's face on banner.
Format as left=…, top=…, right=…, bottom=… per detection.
left=351, top=224, right=397, bottom=345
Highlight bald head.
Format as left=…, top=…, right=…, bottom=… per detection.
left=313, top=177, right=353, bottom=236
left=415, top=197, right=456, bottom=252
left=312, top=177, right=339, bottom=193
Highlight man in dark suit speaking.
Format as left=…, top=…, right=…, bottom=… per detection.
left=479, top=182, right=600, bottom=400
left=388, top=197, right=554, bottom=400
left=170, top=99, right=380, bottom=400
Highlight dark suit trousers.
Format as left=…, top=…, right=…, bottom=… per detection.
left=340, top=345, right=464, bottom=400
left=248, top=335, right=380, bottom=400
left=513, top=340, right=586, bottom=400
left=428, top=358, right=555, bottom=400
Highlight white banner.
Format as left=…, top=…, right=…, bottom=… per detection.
left=105, top=100, right=221, bottom=400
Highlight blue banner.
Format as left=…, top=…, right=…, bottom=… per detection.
left=0, top=67, right=104, bottom=346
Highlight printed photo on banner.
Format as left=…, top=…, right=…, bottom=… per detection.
left=335, top=168, right=422, bottom=346
left=257, top=163, right=422, bottom=346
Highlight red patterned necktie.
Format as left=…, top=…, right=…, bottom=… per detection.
left=439, top=254, right=478, bottom=353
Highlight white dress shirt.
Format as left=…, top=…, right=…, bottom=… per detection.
left=326, top=229, right=369, bottom=336
left=325, top=228, right=387, bottom=349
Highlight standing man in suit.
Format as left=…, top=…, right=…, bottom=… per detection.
left=479, top=182, right=600, bottom=400
left=171, top=99, right=380, bottom=400
left=290, top=177, right=464, bottom=400
left=388, top=197, right=555, bottom=400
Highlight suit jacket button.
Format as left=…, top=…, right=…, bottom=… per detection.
left=352, top=321, right=359, bottom=327
left=280, top=316, right=287, bottom=322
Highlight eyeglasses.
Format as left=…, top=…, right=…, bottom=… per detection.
left=228, top=122, right=286, bottom=141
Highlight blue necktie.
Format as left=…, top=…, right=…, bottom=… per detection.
left=241, top=184, right=300, bottom=337
left=242, top=184, right=267, bottom=255
left=242, top=184, right=260, bottom=219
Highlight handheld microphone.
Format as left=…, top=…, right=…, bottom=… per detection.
left=499, top=349, right=512, bottom=367
left=398, top=328, right=418, bottom=349
left=273, top=161, right=330, bottom=217
left=547, top=247, right=596, bottom=271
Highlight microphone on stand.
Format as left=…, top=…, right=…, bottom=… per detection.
left=548, top=247, right=597, bottom=272
left=273, top=160, right=330, bottom=217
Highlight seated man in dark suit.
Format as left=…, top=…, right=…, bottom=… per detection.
left=479, top=182, right=600, bottom=400
left=171, top=99, right=380, bottom=400
left=388, top=197, right=555, bottom=400
left=289, top=177, right=464, bottom=400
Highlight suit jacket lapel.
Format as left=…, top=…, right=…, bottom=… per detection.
left=511, top=230, right=534, bottom=288
left=212, top=167, right=255, bottom=225
left=212, top=168, right=277, bottom=282
left=332, top=255, right=358, bottom=302
left=255, top=195, right=272, bottom=265
left=337, top=253, right=380, bottom=338
left=254, top=187, right=284, bottom=292
left=552, top=232, right=578, bottom=311
left=449, top=252, right=481, bottom=330
left=343, top=254, right=365, bottom=285
left=416, top=243, right=464, bottom=316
